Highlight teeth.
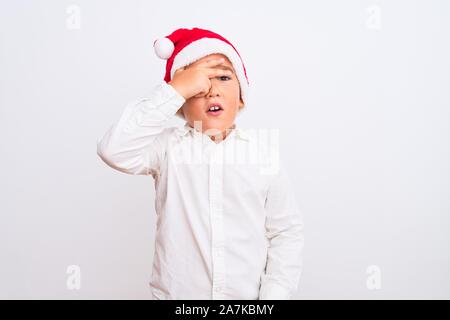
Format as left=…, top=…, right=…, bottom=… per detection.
left=209, top=106, right=221, bottom=111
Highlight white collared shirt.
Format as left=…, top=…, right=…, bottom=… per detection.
left=96, top=81, right=304, bottom=300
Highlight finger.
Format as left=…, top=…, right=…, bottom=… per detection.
left=173, top=67, right=185, bottom=75
left=193, top=86, right=210, bottom=98
left=206, top=68, right=233, bottom=79
left=193, top=92, right=207, bottom=98
left=197, top=57, right=226, bottom=68
left=194, top=78, right=213, bottom=97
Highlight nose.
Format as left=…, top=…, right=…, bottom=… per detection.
left=207, top=82, right=220, bottom=98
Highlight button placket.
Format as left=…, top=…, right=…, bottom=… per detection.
left=209, top=144, right=226, bottom=299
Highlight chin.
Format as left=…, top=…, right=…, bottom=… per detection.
left=201, top=122, right=227, bottom=132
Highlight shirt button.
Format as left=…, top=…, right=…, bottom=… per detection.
left=214, top=287, right=221, bottom=292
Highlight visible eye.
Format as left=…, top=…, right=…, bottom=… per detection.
left=217, top=76, right=232, bottom=81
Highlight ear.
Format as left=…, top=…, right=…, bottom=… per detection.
left=238, top=96, right=244, bottom=110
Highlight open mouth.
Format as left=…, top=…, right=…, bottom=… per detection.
left=207, top=104, right=224, bottom=115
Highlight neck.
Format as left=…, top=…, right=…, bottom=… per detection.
left=208, top=124, right=236, bottom=143
left=186, top=122, right=236, bottom=143
left=210, top=130, right=227, bottom=143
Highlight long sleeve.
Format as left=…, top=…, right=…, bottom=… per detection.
left=96, top=81, right=185, bottom=176
left=259, top=164, right=305, bottom=300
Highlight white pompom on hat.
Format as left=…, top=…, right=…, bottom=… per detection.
left=154, top=37, right=175, bottom=60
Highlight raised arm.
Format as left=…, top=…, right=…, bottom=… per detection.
left=96, top=81, right=185, bottom=176
left=259, top=165, right=305, bottom=300
left=97, top=57, right=232, bottom=176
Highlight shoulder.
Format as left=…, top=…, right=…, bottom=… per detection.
left=159, top=125, right=193, bottom=149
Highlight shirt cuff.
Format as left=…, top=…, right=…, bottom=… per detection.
left=259, top=281, right=292, bottom=300
left=158, top=81, right=186, bottom=115
left=137, top=80, right=186, bottom=119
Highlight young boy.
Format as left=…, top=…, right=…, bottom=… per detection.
left=96, top=27, right=304, bottom=300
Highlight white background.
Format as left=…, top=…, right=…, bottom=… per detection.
left=1, top=0, right=449, bottom=299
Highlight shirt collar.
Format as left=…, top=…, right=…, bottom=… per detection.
left=175, top=122, right=251, bottom=142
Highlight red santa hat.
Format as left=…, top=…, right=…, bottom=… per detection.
left=153, top=27, right=250, bottom=106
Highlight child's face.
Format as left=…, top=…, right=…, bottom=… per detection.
left=180, top=53, right=244, bottom=140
